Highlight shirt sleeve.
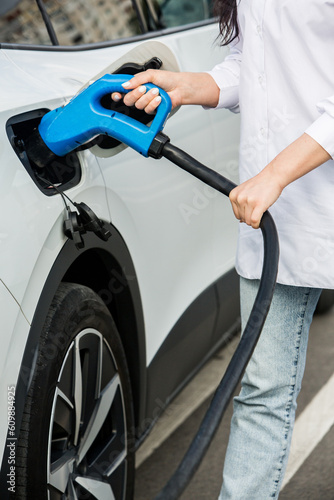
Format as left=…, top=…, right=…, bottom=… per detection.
left=205, top=31, right=243, bottom=113
left=305, top=95, right=334, bottom=159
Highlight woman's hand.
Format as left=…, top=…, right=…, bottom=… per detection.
left=111, top=69, right=220, bottom=113
left=229, top=133, right=331, bottom=229
left=229, top=165, right=284, bottom=229
left=112, top=69, right=183, bottom=113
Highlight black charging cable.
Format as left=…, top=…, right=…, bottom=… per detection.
left=148, top=134, right=279, bottom=500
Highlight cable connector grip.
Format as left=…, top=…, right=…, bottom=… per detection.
left=148, top=132, right=170, bottom=159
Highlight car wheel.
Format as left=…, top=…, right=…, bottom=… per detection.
left=15, top=282, right=135, bottom=500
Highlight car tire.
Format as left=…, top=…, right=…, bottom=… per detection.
left=15, top=282, right=135, bottom=500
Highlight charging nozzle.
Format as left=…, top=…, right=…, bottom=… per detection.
left=26, top=74, right=172, bottom=167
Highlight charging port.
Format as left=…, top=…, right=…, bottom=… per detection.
left=6, top=109, right=81, bottom=196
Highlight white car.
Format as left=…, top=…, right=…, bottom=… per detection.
left=0, top=1, right=242, bottom=498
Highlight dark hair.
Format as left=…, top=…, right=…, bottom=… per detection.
left=213, top=0, right=239, bottom=46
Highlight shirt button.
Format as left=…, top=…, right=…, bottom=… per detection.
left=258, top=74, right=264, bottom=84
left=256, top=24, right=262, bottom=34
left=260, top=128, right=265, bottom=136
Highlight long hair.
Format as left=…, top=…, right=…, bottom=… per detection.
left=213, top=0, right=239, bottom=46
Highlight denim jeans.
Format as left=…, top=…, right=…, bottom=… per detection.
left=218, top=277, right=322, bottom=500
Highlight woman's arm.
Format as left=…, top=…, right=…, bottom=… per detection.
left=229, top=133, right=332, bottom=229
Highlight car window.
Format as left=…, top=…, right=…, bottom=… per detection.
left=154, top=0, right=214, bottom=29
left=0, top=0, right=142, bottom=46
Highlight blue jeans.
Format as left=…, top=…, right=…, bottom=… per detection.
left=218, top=277, right=322, bottom=500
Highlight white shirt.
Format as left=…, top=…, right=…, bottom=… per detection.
left=208, top=0, right=334, bottom=289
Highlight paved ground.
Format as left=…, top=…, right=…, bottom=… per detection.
left=134, top=303, right=334, bottom=499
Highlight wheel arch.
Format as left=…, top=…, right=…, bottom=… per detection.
left=0, top=223, right=146, bottom=498
left=61, top=245, right=146, bottom=428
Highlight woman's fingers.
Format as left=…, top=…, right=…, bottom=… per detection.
left=112, top=87, right=162, bottom=113
left=111, top=69, right=182, bottom=111
left=141, top=92, right=162, bottom=114
left=122, top=84, right=147, bottom=106
left=121, top=69, right=164, bottom=90
left=111, top=92, right=122, bottom=102
left=111, top=86, right=162, bottom=113
left=250, top=205, right=265, bottom=229
left=229, top=189, right=241, bottom=221
left=229, top=167, right=283, bottom=229
left=230, top=187, right=264, bottom=229
left=111, top=69, right=164, bottom=106
left=126, top=86, right=162, bottom=111
left=111, top=85, right=147, bottom=106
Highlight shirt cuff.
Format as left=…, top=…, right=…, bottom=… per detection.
left=305, top=112, right=334, bottom=159
left=205, top=69, right=240, bottom=112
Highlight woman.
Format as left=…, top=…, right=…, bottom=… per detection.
left=113, top=1, right=334, bottom=498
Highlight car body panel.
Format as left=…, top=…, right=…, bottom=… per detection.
left=1, top=26, right=239, bottom=364
left=0, top=124, right=109, bottom=314
left=0, top=281, right=29, bottom=465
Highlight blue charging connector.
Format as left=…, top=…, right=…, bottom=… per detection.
left=38, top=73, right=172, bottom=158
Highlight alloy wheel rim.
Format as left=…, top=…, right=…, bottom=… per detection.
left=47, top=328, right=128, bottom=500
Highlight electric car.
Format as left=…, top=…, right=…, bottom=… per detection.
left=0, top=1, right=242, bottom=498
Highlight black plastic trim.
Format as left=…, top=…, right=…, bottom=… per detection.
left=144, top=268, right=240, bottom=433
